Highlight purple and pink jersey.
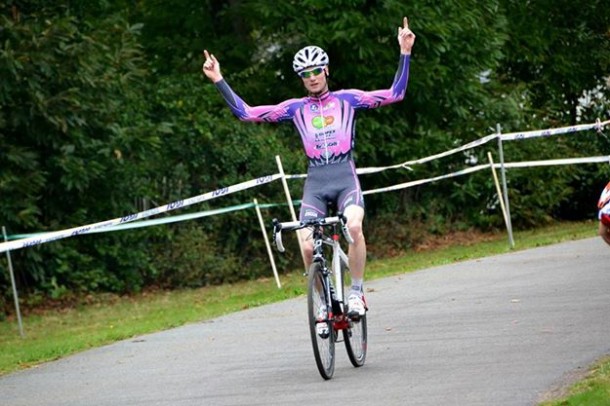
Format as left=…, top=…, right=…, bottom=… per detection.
left=215, top=54, right=410, bottom=167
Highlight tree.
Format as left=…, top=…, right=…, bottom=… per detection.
left=0, top=4, right=160, bottom=296
left=2, top=0, right=608, bottom=305
left=496, top=0, right=610, bottom=224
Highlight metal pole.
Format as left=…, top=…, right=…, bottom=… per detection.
left=2, top=226, right=24, bottom=337
left=253, top=199, right=281, bottom=288
left=496, top=124, right=515, bottom=248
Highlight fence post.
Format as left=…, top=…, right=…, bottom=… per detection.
left=496, top=124, right=515, bottom=248
left=253, top=199, right=281, bottom=288
left=487, top=153, right=513, bottom=247
left=2, top=226, right=24, bottom=337
left=275, top=155, right=308, bottom=272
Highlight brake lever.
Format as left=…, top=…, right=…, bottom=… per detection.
left=338, top=213, right=354, bottom=244
left=271, top=219, right=285, bottom=253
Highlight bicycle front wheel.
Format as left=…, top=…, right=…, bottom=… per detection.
left=341, top=262, right=367, bottom=367
left=307, top=262, right=335, bottom=380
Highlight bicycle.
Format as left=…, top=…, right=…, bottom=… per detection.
left=272, top=213, right=367, bottom=380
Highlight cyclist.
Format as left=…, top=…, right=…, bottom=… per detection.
left=202, top=17, right=416, bottom=317
left=597, top=181, right=610, bottom=246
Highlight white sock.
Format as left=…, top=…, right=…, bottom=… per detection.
left=350, top=278, right=363, bottom=295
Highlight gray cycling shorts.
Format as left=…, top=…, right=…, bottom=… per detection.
left=299, top=160, right=365, bottom=221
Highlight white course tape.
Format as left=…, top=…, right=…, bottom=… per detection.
left=0, top=174, right=281, bottom=253
left=500, top=120, right=609, bottom=141
left=363, top=164, right=490, bottom=195
left=499, top=155, right=610, bottom=168
left=398, top=133, right=500, bottom=167
left=362, top=119, right=608, bottom=176
left=357, top=163, right=413, bottom=175
left=364, top=154, right=610, bottom=196
left=89, top=203, right=255, bottom=233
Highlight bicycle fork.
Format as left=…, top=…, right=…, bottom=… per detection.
left=313, top=232, right=351, bottom=332
left=323, top=270, right=351, bottom=336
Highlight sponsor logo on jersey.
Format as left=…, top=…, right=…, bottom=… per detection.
left=310, top=102, right=336, bottom=113
left=315, top=141, right=337, bottom=149
left=312, top=115, right=335, bottom=129
left=314, top=129, right=336, bottom=140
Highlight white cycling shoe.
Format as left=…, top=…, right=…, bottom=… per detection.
left=347, top=293, right=366, bottom=319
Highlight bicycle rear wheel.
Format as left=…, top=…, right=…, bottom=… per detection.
left=307, top=262, right=335, bottom=380
left=344, top=313, right=367, bottom=367
left=341, top=262, right=367, bottom=367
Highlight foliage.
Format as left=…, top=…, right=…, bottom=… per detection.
left=142, top=72, right=303, bottom=284
left=0, top=0, right=609, bottom=303
left=0, top=4, right=160, bottom=296
left=499, top=0, right=609, bottom=125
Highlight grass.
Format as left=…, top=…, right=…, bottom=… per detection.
left=0, top=220, right=607, bottom=405
left=540, top=356, right=610, bottom=406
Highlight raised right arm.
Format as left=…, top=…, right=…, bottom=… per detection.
left=202, top=50, right=301, bottom=123
left=214, top=79, right=301, bottom=123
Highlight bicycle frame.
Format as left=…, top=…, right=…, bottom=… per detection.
left=274, top=215, right=353, bottom=318
left=272, top=214, right=367, bottom=379
left=316, top=230, right=350, bottom=310
left=329, top=236, right=351, bottom=332
left=310, top=224, right=350, bottom=318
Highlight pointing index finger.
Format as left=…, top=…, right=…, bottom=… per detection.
left=403, top=16, right=409, bottom=29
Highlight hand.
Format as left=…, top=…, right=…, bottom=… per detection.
left=202, top=50, right=223, bottom=83
left=397, top=17, right=416, bottom=55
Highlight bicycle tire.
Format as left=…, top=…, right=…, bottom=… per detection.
left=307, top=262, right=335, bottom=380
left=344, top=313, right=367, bottom=367
left=341, top=262, right=367, bottom=367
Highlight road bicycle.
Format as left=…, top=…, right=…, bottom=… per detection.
left=272, top=213, right=367, bottom=380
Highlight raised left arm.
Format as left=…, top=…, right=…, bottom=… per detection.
left=336, top=17, right=415, bottom=109
left=337, top=53, right=410, bottom=109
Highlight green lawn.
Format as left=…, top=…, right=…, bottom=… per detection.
left=1, top=221, right=607, bottom=405
left=540, top=356, right=610, bottom=406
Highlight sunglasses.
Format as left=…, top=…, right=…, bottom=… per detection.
left=299, top=67, right=325, bottom=79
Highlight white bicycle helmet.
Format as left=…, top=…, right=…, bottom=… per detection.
left=292, top=46, right=329, bottom=73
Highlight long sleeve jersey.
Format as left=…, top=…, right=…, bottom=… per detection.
left=215, top=54, right=410, bottom=167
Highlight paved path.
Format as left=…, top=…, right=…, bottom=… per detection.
left=1, top=238, right=609, bottom=406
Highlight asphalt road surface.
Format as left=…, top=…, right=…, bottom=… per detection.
left=1, top=237, right=609, bottom=406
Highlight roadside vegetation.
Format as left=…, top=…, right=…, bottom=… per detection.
left=540, top=356, right=610, bottom=406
